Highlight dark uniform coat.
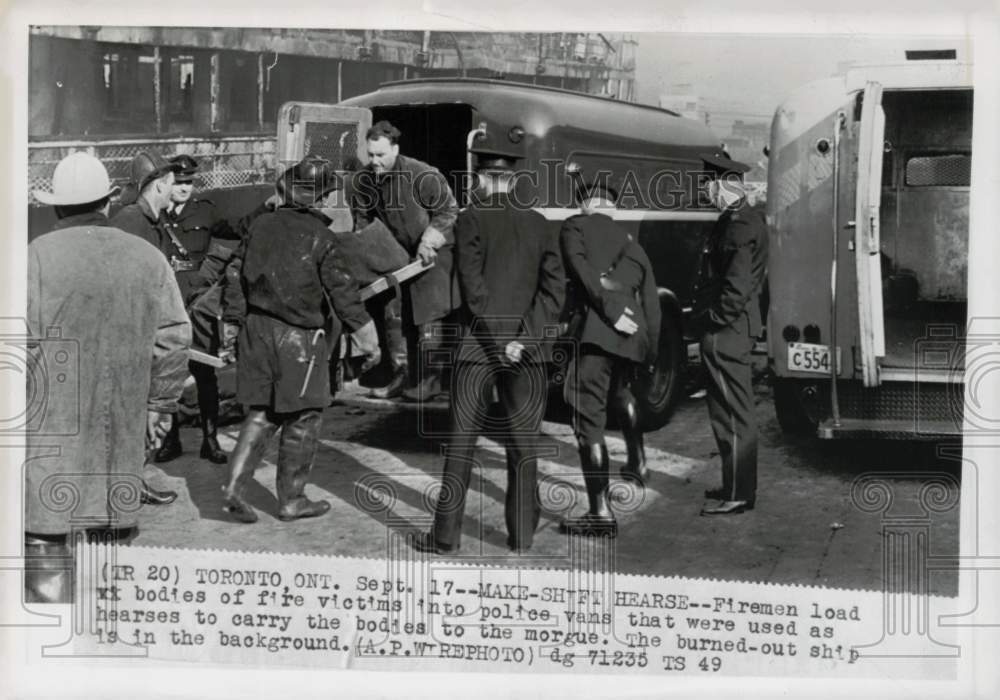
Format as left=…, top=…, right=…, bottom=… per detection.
left=455, top=193, right=565, bottom=364
left=162, top=196, right=241, bottom=305
left=352, top=155, right=459, bottom=326
left=692, top=201, right=769, bottom=335
left=692, top=199, right=768, bottom=505
left=231, top=205, right=371, bottom=412
left=110, top=196, right=163, bottom=253
left=26, top=213, right=190, bottom=534
left=560, top=212, right=661, bottom=365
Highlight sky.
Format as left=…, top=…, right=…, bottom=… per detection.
left=633, top=33, right=970, bottom=128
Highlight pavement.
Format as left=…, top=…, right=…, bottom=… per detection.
left=134, top=359, right=961, bottom=596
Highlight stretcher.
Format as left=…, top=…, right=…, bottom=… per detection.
left=187, top=259, right=433, bottom=366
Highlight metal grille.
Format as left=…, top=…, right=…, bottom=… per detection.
left=303, top=122, right=360, bottom=170
left=905, top=153, right=971, bottom=187
left=28, top=136, right=278, bottom=206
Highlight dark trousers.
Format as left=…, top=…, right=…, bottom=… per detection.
left=189, top=360, right=218, bottom=427
left=700, top=317, right=758, bottom=502
left=432, top=360, right=547, bottom=550
left=566, top=347, right=637, bottom=445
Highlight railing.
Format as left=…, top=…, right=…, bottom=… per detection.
left=28, top=135, right=278, bottom=205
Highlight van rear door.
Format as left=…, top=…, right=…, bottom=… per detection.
left=276, top=102, right=372, bottom=172
left=854, top=82, right=886, bottom=387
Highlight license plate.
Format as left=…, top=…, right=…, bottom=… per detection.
left=787, top=342, right=841, bottom=374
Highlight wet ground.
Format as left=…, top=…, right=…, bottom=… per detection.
left=134, top=358, right=962, bottom=596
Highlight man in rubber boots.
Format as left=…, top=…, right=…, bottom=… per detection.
left=221, top=157, right=380, bottom=523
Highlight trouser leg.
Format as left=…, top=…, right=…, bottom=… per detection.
left=153, top=414, right=183, bottom=463
left=701, top=324, right=758, bottom=503
left=432, top=364, right=489, bottom=550
left=192, top=361, right=227, bottom=463
left=222, top=407, right=278, bottom=523
left=611, top=362, right=648, bottom=484
left=275, top=408, right=329, bottom=520
left=498, top=363, right=547, bottom=551
left=562, top=350, right=617, bottom=535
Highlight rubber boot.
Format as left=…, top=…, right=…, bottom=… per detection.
left=153, top=416, right=182, bottom=463
left=276, top=410, right=330, bottom=521
left=196, top=371, right=228, bottom=464
left=24, top=533, right=72, bottom=604
left=616, top=391, right=649, bottom=485
left=222, top=409, right=277, bottom=523
left=559, top=442, right=617, bottom=537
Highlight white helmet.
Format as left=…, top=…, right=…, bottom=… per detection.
left=34, top=152, right=120, bottom=206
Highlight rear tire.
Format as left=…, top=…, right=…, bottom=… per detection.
left=636, top=312, right=685, bottom=431
left=773, top=378, right=822, bottom=436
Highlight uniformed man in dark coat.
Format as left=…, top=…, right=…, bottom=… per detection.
left=692, top=153, right=768, bottom=515
left=559, top=182, right=661, bottom=537
left=109, top=150, right=185, bottom=507
left=353, top=120, right=460, bottom=402
left=221, top=157, right=380, bottom=523
left=149, top=154, right=242, bottom=464
left=413, top=139, right=565, bottom=554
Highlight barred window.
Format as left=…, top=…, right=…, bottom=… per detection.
left=904, top=153, right=971, bottom=187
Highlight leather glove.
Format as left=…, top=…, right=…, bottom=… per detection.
left=352, top=319, right=381, bottom=373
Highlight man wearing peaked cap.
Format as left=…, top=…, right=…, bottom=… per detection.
left=26, top=152, right=190, bottom=601
left=691, top=150, right=768, bottom=516
left=557, top=176, right=661, bottom=539
left=149, top=154, right=243, bottom=466
left=413, top=135, right=565, bottom=555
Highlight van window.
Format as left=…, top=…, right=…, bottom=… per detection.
left=904, top=153, right=971, bottom=187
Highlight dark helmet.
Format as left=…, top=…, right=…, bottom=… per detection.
left=277, top=156, right=340, bottom=207
left=130, top=150, right=179, bottom=192
left=169, top=154, right=199, bottom=183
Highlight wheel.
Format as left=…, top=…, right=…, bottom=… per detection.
left=635, top=312, right=685, bottom=431
left=773, top=378, right=823, bottom=436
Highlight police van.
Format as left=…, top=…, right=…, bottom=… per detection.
left=766, top=59, right=972, bottom=438
left=278, top=78, right=731, bottom=428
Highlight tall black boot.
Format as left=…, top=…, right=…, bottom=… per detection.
left=615, top=390, right=649, bottom=484
left=276, top=410, right=330, bottom=521
left=222, top=409, right=277, bottom=523
left=24, top=533, right=72, bottom=604
left=153, top=416, right=182, bottom=463
left=195, top=369, right=227, bottom=464
left=559, top=442, right=617, bottom=537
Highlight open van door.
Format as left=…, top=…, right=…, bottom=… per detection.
left=855, top=82, right=886, bottom=387
left=276, top=102, right=372, bottom=172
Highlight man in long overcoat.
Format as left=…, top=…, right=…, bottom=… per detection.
left=26, top=152, right=190, bottom=602
left=353, top=120, right=460, bottom=401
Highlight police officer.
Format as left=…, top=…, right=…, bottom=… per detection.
left=153, top=154, right=242, bottom=464
left=413, top=138, right=564, bottom=554
left=221, top=157, right=380, bottom=524
left=558, top=182, right=661, bottom=538
left=692, top=153, right=768, bottom=515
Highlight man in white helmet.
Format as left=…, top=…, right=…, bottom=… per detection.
left=26, top=152, right=191, bottom=603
